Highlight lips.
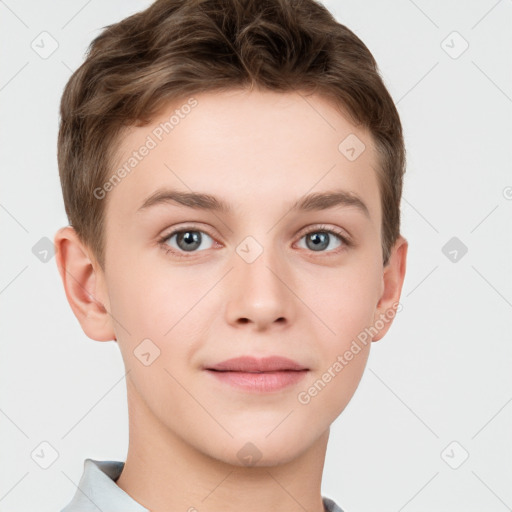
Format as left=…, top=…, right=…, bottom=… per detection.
left=204, top=356, right=309, bottom=393
left=205, top=355, right=308, bottom=373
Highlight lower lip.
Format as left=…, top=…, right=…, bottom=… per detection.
left=205, top=370, right=308, bottom=393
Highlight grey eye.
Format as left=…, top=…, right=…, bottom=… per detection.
left=165, top=230, right=214, bottom=252
left=298, top=231, right=342, bottom=252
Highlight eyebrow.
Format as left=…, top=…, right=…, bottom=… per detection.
left=137, top=188, right=370, bottom=218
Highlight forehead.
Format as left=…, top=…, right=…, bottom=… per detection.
left=106, top=88, right=381, bottom=225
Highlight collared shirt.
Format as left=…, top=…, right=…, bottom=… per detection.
left=61, top=458, right=345, bottom=512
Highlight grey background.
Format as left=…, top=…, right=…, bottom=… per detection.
left=1, top=1, right=511, bottom=511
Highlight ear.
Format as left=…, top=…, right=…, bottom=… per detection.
left=54, top=226, right=116, bottom=342
left=372, top=235, right=408, bottom=342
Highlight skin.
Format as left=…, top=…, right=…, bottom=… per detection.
left=54, top=88, right=407, bottom=512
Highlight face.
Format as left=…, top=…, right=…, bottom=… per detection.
left=88, top=88, right=404, bottom=466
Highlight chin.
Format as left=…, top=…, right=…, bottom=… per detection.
left=207, top=433, right=312, bottom=468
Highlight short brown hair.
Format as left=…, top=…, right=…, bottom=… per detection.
left=58, top=0, right=405, bottom=269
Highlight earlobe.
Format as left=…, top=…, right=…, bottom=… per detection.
left=372, top=235, right=408, bottom=342
left=54, top=226, right=116, bottom=342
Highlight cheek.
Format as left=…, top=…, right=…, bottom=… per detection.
left=107, top=252, right=191, bottom=333
left=106, top=257, right=211, bottom=379
left=298, top=279, right=377, bottom=424
left=300, top=257, right=380, bottom=406
left=308, top=258, right=382, bottom=340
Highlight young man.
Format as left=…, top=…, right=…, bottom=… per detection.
left=55, top=0, right=407, bottom=511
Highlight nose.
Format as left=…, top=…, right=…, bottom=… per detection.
left=224, top=245, right=295, bottom=331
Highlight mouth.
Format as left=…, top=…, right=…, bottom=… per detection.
left=203, top=356, right=309, bottom=393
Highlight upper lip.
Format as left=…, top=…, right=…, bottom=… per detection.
left=205, top=356, right=308, bottom=372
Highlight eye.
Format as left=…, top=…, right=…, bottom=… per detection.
left=296, top=225, right=351, bottom=253
left=159, top=227, right=215, bottom=257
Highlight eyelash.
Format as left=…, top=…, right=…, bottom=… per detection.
left=157, top=224, right=352, bottom=259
